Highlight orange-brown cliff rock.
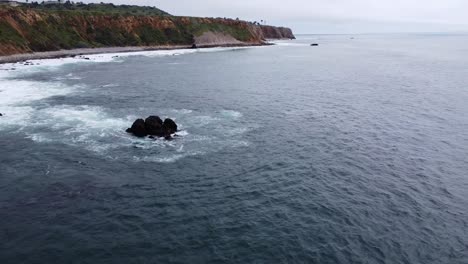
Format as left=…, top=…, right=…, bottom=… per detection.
left=0, top=7, right=295, bottom=56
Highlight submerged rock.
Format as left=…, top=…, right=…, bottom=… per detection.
left=126, top=116, right=178, bottom=140
left=0, top=113, right=3, bottom=117
left=311, top=43, right=319, bottom=46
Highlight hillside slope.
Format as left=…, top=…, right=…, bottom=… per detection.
left=0, top=6, right=295, bottom=56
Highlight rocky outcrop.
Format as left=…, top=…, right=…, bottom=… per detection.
left=163, top=118, right=177, bottom=134
left=259, top=26, right=295, bottom=39
left=126, top=119, right=147, bottom=137
left=126, top=116, right=178, bottom=139
left=0, top=6, right=295, bottom=56
left=194, top=32, right=243, bottom=48
left=144, top=116, right=163, bottom=136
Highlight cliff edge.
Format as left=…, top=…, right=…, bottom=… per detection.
left=0, top=4, right=295, bottom=56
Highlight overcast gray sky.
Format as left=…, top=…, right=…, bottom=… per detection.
left=83, top=0, right=468, bottom=33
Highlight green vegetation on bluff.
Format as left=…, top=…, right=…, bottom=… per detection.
left=0, top=2, right=294, bottom=56
left=23, top=2, right=170, bottom=16
left=183, top=17, right=253, bottom=41
left=0, top=21, right=26, bottom=45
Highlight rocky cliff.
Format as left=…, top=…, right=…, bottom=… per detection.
left=261, top=26, right=295, bottom=39
left=0, top=6, right=295, bottom=56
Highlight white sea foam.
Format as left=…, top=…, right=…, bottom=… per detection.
left=44, top=105, right=128, bottom=130
left=23, top=105, right=130, bottom=151
left=221, top=110, right=243, bottom=119
left=270, top=41, right=310, bottom=47
left=190, top=115, right=221, bottom=127
left=170, top=109, right=193, bottom=114
left=55, top=73, right=82, bottom=81
left=100, top=83, right=119, bottom=88
left=0, top=48, right=254, bottom=163
left=0, top=74, right=77, bottom=130
left=134, top=154, right=186, bottom=163
left=27, top=133, right=53, bottom=143
left=135, top=150, right=205, bottom=163
left=1, top=57, right=82, bottom=73
left=176, top=130, right=189, bottom=137
left=0, top=79, right=73, bottom=106
left=0, top=46, right=252, bottom=78
left=82, top=47, right=244, bottom=62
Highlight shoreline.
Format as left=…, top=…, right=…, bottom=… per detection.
left=0, top=42, right=271, bottom=64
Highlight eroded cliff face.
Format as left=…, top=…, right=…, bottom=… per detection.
left=259, top=26, right=295, bottom=39
left=0, top=7, right=295, bottom=56
left=194, top=32, right=243, bottom=48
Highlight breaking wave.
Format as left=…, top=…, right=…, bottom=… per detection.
left=0, top=50, right=253, bottom=163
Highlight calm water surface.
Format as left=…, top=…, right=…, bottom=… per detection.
left=1, top=34, right=468, bottom=263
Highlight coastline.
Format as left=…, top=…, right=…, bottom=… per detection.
left=0, top=43, right=270, bottom=64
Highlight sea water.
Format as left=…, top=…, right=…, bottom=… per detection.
left=0, top=35, right=467, bottom=263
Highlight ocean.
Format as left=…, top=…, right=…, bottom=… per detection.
left=1, top=34, right=467, bottom=263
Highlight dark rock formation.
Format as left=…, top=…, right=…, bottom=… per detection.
left=126, top=119, right=147, bottom=137
left=163, top=118, right=178, bottom=135
left=311, top=43, right=319, bottom=46
left=0, top=113, right=3, bottom=117
left=145, top=116, right=163, bottom=136
left=126, top=116, right=178, bottom=139
left=259, top=26, right=295, bottom=40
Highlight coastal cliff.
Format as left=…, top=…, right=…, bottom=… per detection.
left=0, top=5, right=295, bottom=56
